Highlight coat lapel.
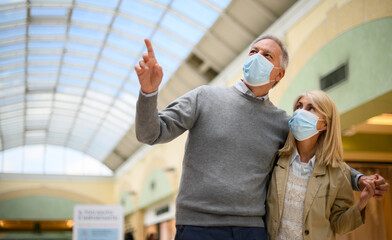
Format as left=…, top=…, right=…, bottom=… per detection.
left=303, top=159, right=326, bottom=222
left=275, top=155, right=290, bottom=218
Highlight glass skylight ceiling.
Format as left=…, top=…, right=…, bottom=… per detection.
left=0, top=0, right=232, bottom=175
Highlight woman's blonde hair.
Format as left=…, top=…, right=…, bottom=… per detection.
left=279, top=90, right=343, bottom=167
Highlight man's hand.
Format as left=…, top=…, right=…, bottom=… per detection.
left=358, top=173, right=390, bottom=199
left=135, top=39, right=163, bottom=94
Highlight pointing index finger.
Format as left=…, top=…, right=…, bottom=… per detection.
left=144, top=38, right=155, bottom=59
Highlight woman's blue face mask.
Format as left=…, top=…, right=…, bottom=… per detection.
left=289, top=109, right=325, bottom=141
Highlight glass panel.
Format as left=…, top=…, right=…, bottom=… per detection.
left=85, top=89, right=113, bottom=103
left=68, top=26, right=106, bottom=42
left=97, top=59, right=129, bottom=78
left=0, top=27, right=26, bottom=40
left=76, top=0, right=119, bottom=9
left=172, top=0, right=219, bottom=28
left=0, top=0, right=25, bottom=5
left=120, top=0, right=164, bottom=23
left=3, top=146, right=23, bottom=173
left=28, top=66, right=59, bottom=74
left=0, top=85, right=24, bottom=98
left=66, top=41, right=100, bottom=55
left=23, top=145, right=44, bottom=174
left=93, top=70, right=123, bottom=88
left=107, top=33, right=143, bottom=55
left=101, top=46, right=137, bottom=67
left=45, top=145, right=65, bottom=174
left=59, top=76, right=89, bottom=87
left=57, top=85, right=85, bottom=95
left=112, top=16, right=153, bottom=39
left=0, top=55, right=24, bottom=66
left=61, top=66, right=91, bottom=78
left=89, top=81, right=119, bottom=95
left=0, top=96, right=24, bottom=106
left=29, top=25, right=66, bottom=36
left=160, top=13, right=204, bottom=44
left=28, top=54, right=62, bottom=62
left=30, top=8, right=68, bottom=17
left=152, top=31, right=191, bottom=59
left=65, top=149, right=84, bottom=175
left=72, top=8, right=112, bottom=27
left=154, top=49, right=179, bottom=72
left=29, top=41, right=64, bottom=50
left=0, top=43, right=25, bottom=54
left=0, top=9, right=26, bottom=24
left=63, top=54, right=96, bottom=67
left=208, top=0, right=232, bottom=8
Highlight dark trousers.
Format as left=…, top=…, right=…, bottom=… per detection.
left=174, top=225, right=268, bottom=240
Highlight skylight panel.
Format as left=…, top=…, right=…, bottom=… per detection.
left=0, top=0, right=25, bottom=5
left=0, top=9, right=26, bottom=24
left=29, top=41, right=63, bottom=50
left=154, top=49, right=180, bottom=73
left=63, top=54, right=96, bottom=68
left=0, top=43, right=25, bottom=54
left=30, top=7, right=67, bottom=17
left=123, top=78, right=139, bottom=96
left=23, top=145, right=45, bottom=174
left=120, top=0, right=164, bottom=24
left=28, top=54, right=62, bottom=63
left=160, top=13, right=204, bottom=45
left=59, top=76, right=89, bottom=87
left=28, top=66, right=59, bottom=74
left=112, top=16, right=153, bottom=39
left=171, top=0, right=219, bottom=28
left=0, top=96, right=24, bottom=106
left=93, top=70, right=123, bottom=88
left=69, top=26, right=106, bottom=42
left=61, top=66, right=91, bottom=78
left=66, top=41, right=101, bottom=55
left=45, top=145, right=65, bottom=174
left=57, top=85, right=85, bottom=95
left=0, top=56, right=25, bottom=67
left=208, top=0, right=232, bottom=8
left=65, top=150, right=84, bottom=175
left=86, top=89, right=113, bottom=103
left=76, top=0, right=119, bottom=9
left=151, top=31, right=191, bottom=60
left=72, top=8, right=113, bottom=27
left=3, top=146, right=23, bottom=173
left=89, top=81, right=118, bottom=96
left=107, top=33, right=144, bottom=54
left=0, top=68, right=24, bottom=78
left=97, top=59, right=129, bottom=78
left=29, top=25, right=67, bottom=36
left=0, top=27, right=25, bottom=40
left=101, top=46, right=137, bottom=67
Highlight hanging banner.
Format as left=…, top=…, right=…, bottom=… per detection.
left=73, top=205, right=123, bottom=240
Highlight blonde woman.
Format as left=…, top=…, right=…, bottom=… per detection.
left=266, top=90, right=375, bottom=240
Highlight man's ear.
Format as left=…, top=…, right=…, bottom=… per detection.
left=275, top=69, right=285, bottom=82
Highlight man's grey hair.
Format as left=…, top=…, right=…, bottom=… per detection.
left=252, top=35, right=289, bottom=70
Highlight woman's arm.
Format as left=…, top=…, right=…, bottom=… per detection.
left=329, top=166, right=374, bottom=234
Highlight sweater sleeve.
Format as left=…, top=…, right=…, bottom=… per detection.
left=135, top=87, right=201, bottom=145
left=329, top=166, right=364, bottom=234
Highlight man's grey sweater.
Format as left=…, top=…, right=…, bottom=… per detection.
left=136, top=85, right=289, bottom=227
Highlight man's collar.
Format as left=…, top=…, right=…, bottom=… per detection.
left=234, top=79, right=269, bottom=101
